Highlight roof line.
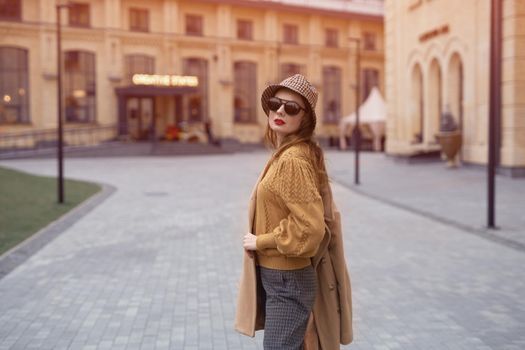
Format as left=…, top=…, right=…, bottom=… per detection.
left=191, top=0, right=384, bottom=22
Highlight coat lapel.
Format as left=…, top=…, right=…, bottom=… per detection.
left=235, top=155, right=275, bottom=337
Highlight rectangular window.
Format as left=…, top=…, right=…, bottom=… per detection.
left=186, top=14, right=203, bottom=36
left=69, top=2, right=90, bottom=27
left=323, top=66, right=342, bottom=124
left=234, top=61, right=257, bottom=123
left=325, top=28, right=338, bottom=48
left=130, top=8, right=149, bottom=32
left=283, top=24, right=298, bottom=45
left=237, top=19, right=253, bottom=40
left=363, top=32, right=377, bottom=51
left=0, top=0, right=21, bottom=21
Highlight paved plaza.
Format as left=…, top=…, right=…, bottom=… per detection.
left=0, top=151, right=524, bottom=350
left=327, top=152, right=525, bottom=251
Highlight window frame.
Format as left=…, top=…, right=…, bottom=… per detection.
left=0, top=0, right=21, bottom=21
left=236, top=19, right=253, bottom=41
left=233, top=61, right=257, bottom=124
left=129, top=7, right=149, bottom=32
left=182, top=58, right=208, bottom=123
left=322, top=65, right=342, bottom=125
left=185, top=14, right=204, bottom=36
left=0, top=46, right=30, bottom=124
left=64, top=50, right=97, bottom=124
left=283, top=24, right=299, bottom=45
left=68, top=2, right=90, bottom=28
left=325, top=28, right=339, bottom=48
left=363, top=31, right=377, bottom=51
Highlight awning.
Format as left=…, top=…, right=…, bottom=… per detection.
left=339, top=87, right=386, bottom=151
left=115, top=85, right=198, bottom=96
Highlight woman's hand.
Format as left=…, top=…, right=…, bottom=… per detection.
left=243, top=232, right=257, bottom=251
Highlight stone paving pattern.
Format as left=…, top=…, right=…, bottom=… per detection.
left=0, top=151, right=524, bottom=350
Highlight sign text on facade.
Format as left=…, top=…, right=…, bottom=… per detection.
left=132, top=74, right=199, bottom=87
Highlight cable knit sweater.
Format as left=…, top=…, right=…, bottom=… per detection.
left=254, top=143, right=325, bottom=270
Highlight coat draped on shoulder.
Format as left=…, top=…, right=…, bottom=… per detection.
left=234, top=155, right=353, bottom=349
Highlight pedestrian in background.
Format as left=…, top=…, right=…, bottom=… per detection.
left=235, top=74, right=353, bottom=349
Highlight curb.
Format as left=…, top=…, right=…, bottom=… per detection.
left=0, top=182, right=117, bottom=280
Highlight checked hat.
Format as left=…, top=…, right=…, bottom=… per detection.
left=261, top=74, right=318, bottom=128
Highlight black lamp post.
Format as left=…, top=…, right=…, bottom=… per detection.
left=488, top=0, right=501, bottom=228
left=349, top=37, right=361, bottom=185
left=56, top=2, right=71, bottom=204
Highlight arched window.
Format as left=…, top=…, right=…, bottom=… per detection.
left=234, top=61, right=257, bottom=123
left=124, top=54, right=155, bottom=83
left=0, top=46, right=29, bottom=124
left=64, top=50, right=96, bottom=123
left=183, top=58, right=208, bottom=123
left=323, top=66, right=342, bottom=124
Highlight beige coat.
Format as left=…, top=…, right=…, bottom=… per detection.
left=234, top=156, right=353, bottom=349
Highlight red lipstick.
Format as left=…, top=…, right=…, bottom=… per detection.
left=274, top=119, right=285, bottom=125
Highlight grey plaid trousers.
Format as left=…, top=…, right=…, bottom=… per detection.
left=260, top=265, right=317, bottom=350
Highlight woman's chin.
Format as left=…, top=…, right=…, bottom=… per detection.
left=270, top=125, right=287, bottom=134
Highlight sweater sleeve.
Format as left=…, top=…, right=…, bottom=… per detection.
left=256, top=156, right=325, bottom=257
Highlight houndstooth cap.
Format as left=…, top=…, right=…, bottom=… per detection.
left=261, top=74, right=318, bottom=127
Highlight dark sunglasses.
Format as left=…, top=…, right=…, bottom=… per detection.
left=267, top=97, right=307, bottom=116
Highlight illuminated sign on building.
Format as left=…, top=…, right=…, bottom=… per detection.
left=132, top=74, right=199, bottom=87
left=419, top=25, right=449, bottom=43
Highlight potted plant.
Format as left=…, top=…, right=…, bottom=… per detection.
left=435, top=107, right=462, bottom=167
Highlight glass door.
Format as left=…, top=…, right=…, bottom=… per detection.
left=126, top=97, right=154, bottom=140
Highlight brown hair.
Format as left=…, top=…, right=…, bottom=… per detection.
left=263, top=92, right=329, bottom=188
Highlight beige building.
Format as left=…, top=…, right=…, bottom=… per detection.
left=384, top=0, right=525, bottom=176
left=0, top=0, right=383, bottom=148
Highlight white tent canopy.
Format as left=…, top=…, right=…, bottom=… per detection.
left=339, top=87, right=386, bottom=151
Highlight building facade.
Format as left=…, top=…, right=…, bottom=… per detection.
left=385, top=0, right=525, bottom=176
left=0, top=0, right=383, bottom=147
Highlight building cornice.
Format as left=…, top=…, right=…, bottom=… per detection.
left=188, top=0, right=384, bottom=22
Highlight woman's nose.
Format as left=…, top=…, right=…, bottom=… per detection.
left=276, top=104, right=286, bottom=115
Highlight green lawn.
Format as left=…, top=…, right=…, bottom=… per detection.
left=0, top=166, right=101, bottom=256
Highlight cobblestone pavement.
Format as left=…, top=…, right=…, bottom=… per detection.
left=1, top=152, right=524, bottom=350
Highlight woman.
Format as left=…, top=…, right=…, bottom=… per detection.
left=235, top=74, right=353, bottom=349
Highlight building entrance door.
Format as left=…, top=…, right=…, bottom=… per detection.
left=126, top=97, right=154, bottom=140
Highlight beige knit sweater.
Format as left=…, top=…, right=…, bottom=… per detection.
left=254, top=143, right=326, bottom=270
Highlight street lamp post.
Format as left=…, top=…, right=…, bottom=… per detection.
left=488, top=0, right=502, bottom=228
left=56, top=2, right=71, bottom=204
left=349, top=37, right=361, bottom=185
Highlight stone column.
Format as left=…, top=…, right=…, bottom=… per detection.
left=500, top=0, right=525, bottom=175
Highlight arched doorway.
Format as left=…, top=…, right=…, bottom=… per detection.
left=447, top=53, right=464, bottom=130
left=427, top=59, right=442, bottom=143
left=410, top=64, right=424, bottom=143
